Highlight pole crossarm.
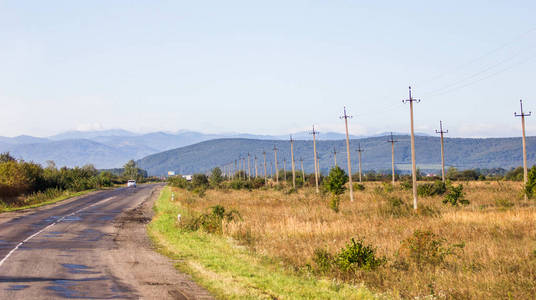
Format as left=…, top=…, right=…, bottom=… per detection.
left=387, top=132, right=398, bottom=144
left=435, top=120, right=449, bottom=134
left=402, top=86, right=421, bottom=104
left=515, top=99, right=532, bottom=117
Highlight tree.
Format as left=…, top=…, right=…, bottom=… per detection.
left=122, top=160, right=139, bottom=180
left=209, top=167, right=224, bottom=188
left=524, top=166, right=536, bottom=198
left=325, top=166, right=349, bottom=196
left=0, top=152, right=15, bottom=163
left=446, top=167, right=458, bottom=181
left=45, top=160, right=56, bottom=170
left=192, top=174, right=209, bottom=189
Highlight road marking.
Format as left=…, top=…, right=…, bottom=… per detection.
left=0, top=196, right=116, bottom=268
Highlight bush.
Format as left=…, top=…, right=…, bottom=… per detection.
left=184, top=205, right=241, bottom=234
left=400, top=180, right=412, bottom=190
left=443, top=184, right=469, bottom=206
left=354, top=183, right=365, bottom=191
left=167, top=176, right=190, bottom=189
left=382, top=182, right=394, bottom=193
left=191, top=174, right=209, bottom=189
left=209, top=167, right=224, bottom=188
left=417, top=180, right=446, bottom=197
left=524, top=166, right=536, bottom=198
left=313, top=248, right=334, bottom=273
left=324, top=166, right=348, bottom=196
left=379, top=196, right=412, bottom=218
left=227, top=179, right=253, bottom=190
left=335, top=238, right=386, bottom=271
left=251, top=177, right=265, bottom=189
left=398, top=230, right=464, bottom=269
left=398, top=230, right=443, bottom=267
left=25, top=188, right=64, bottom=205
left=329, top=195, right=340, bottom=213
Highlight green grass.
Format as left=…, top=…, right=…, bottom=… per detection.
left=147, top=187, right=381, bottom=299
left=0, top=189, right=96, bottom=213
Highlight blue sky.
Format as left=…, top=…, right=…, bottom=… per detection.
left=1, top=1, right=535, bottom=137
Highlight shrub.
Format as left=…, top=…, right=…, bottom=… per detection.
left=443, top=184, right=469, bottom=206
left=252, top=177, right=265, bottom=189
left=417, top=180, right=446, bottom=197
left=335, top=238, right=385, bottom=271
left=398, top=230, right=464, bottom=269
left=329, top=195, right=340, bottom=213
left=400, top=180, right=412, bottom=190
left=191, top=174, right=209, bottom=189
left=495, top=198, right=514, bottom=208
left=185, top=205, right=241, bottom=234
left=398, top=230, right=443, bottom=267
left=192, top=186, right=206, bottom=197
left=524, top=166, right=536, bottom=198
left=25, top=188, right=64, bottom=205
left=382, top=182, right=394, bottom=193
left=379, top=196, right=412, bottom=218
left=227, top=179, right=253, bottom=190
left=354, top=183, right=365, bottom=191
left=324, top=166, right=348, bottom=196
left=209, top=167, right=224, bottom=188
left=167, top=176, right=190, bottom=189
left=313, top=248, right=334, bottom=273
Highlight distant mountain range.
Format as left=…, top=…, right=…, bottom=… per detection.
left=137, top=136, right=536, bottom=176
left=0, top=129, right=427, bottom=168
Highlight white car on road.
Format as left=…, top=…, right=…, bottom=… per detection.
left=127, top=180, right=137, bottom=187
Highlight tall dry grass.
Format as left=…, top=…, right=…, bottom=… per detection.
left=173, top=181, right=536, bottom=299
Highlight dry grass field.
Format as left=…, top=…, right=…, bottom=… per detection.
left=173, top=181, right=536, bottom=299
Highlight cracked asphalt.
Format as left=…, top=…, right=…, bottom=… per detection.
left=0, top=184, right=213, bottom=299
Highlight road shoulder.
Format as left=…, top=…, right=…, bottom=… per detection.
left=106, top=186, right=214, bottom=300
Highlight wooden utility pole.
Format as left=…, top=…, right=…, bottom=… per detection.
left=273, top=145, right=279, bottom=183
left=435, top=121, right=448, bottom=183
left=238, top=156, right=242, bottom=180
left=290, top=135, right=296, bottom=188
left=234, top=159, right=237, bottom=180
left=515, top=99, right=532, bottom=189
left=242, top=157, right=246, bottom=179
left=332, top=147, right=338, bottom=167
left=283, top=158, right=287, bottom=181
left=270, top=161, right=273, bottom=179
left=340, top=107, right=355, bottom=202
left=254, top=155, right=258, bottom=178
left=356, top=143, right=364, bottom=183
left=387, top=133, right=398, bottom=185
left=403, top=86, right=420, bottom=210
left=299, top=157, right=305, bottom=185
left=310, top=125, right=320, bottom=193
left=263, top=151, right=267, bottom=184
left=316, top=152, right=321, bottom=178
left=247, top=153, right=251, bottom=180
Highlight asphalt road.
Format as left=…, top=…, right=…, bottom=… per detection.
left=0, top=184, right=188, bottom=299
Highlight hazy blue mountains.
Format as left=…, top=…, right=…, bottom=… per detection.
left=136, top=136, right=536, bottom=176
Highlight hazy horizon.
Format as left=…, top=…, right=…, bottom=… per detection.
left=0, top=127, right=531, bottom=140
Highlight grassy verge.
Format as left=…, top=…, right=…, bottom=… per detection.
left=148, top=186, right=379, bottom=299
left=0, top=189, right=96, bottom=213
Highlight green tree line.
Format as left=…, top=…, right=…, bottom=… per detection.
left=0, top=153, right=148, bottom=207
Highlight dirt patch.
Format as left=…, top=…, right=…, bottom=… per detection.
left=106, top=187, right=214, bottom=299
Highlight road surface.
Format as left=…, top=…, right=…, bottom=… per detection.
left=0, top=185, right=212, bottom=299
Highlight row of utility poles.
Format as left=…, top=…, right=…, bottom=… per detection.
left=218, top=88, right=531, bottom=211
